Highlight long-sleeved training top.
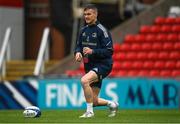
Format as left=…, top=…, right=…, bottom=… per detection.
left=74, top=21, right=113, bottom=69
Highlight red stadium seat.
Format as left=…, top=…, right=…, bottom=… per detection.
left=121, top=61, right=132, bottom=69
left=152, top=43, right=163, bottom=51
left=150, top=25, right=161, bottom=33
left=148, top=52, right=158, bottom=60
left=169, top=52, right=180, bottom=60
left=126, top=52, right=137, bottom=60
left=131, top=43, right=142, bottom=51
left=143, top=61, right=154, bottom=69
left=137, top=52, right=147, bottom=60
left=167, top=34, right=178, bottom=41
left=112, top=54, right=118, bottom=61
left=113, top=43, right=121, bottom=52
left=145, top=34, right=156, bottom=42
left=176, top=61, right=180, bottom=69
left=165, top=17, right=177, bottom=24
left=120, top=44, right=131, bottom=51
left=176, top=18, right=180, bottom=24
left=172, top=70, right=180, bottom=77
left=154, top=61, right=165, bottom=69
left=174, top=42, right=180, bottom=50
left=117, top=52, right=127, bottom=60
left=117, top=70, right=127, bottom=76
left=134, top=34, right=146, bottom=42
left=172, top=25, right=180, bottom=33
left=127, top=70, right=139, bottom=76
left=77, top=70, right=85, bottom=76
left=109, top=70, right=118, bottom=77
left=149, top=70, right=160, bottom=77
left=165, top=61, right=176, bottom=69
left=163, top=43, right=174, bottom=50
left=138, top=70, right=149, bottom=77
left=140, top=25, right=151, bottom=33
left=113, top=53, right=126, bottom=61
left=161, top=25, right=172, bottom=33
left=65, top=70, right=84, bottom=77
left=65, top=70, right=75, bottom=77
left=160, top=70, right=171, bottom=77
left=158, top=52, right=169, bottom=60
left=156, top=34, right=167, bottom=42
left=124, top=34, right=135, bottom=43
left=132, top=61, right=143, bottom=69
left=113, top=62, right=121, bottom=70
left=142, top=43, right=152, bottom=50
left=155, top=17, right=166, bottom=25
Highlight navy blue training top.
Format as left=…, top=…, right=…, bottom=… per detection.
left=74, top=21, right=113, bottom=68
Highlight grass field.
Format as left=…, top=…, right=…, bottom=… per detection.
left=0, top=109, right=180, bottom=123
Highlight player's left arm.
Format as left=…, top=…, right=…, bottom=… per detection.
left=91, top=31, right=113, bottom=58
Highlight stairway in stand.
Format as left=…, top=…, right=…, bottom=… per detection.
left=3, top=60, right=58, bottom=81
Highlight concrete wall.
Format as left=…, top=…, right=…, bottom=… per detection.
left=0, top=5, right=24, bottom=60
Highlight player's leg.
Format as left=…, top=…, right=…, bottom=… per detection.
left=92, top=86, right=119, bottom=117
left=92, top=86, right=108, bottom=106
left=79, top=70, right=98, bottom=118
left=92, top=87, right=118, bottom=107
left=90, top=63, right=118, bottom=117
left=81, top=70, right=98, bottom=103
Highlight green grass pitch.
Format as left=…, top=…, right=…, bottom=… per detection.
left=0, top=109, right=180, bottom=123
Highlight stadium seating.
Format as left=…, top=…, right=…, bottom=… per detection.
left=165, top=61, right=176, bottom=69
left=154, top=17, right=166, bottom=25
left=5, top=60, right=58, bottom=81
left=155, top=17, right=180, bottom=25
left=65, top=16, right=180, bottom=78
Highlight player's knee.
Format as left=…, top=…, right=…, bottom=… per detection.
left=81, top=77, right=89, bottom=87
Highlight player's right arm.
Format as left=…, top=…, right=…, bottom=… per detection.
left=75, top=52, right=82, bottom=62
left=74, top=28, right=83, bottom=62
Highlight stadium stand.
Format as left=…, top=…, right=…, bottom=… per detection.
left=3, top=60, right=58, bottom=81
left=65, top=16, right=180, bottom=78
left=43, top=0, right=180, bottom=80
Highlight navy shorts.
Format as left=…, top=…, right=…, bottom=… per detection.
left=85, top=63, right=112, bottom=88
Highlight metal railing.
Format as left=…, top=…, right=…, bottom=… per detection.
left=33, top=27, right=50, bottom=76
left=0, top=27, right=12, bottom=80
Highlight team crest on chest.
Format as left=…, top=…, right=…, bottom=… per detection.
left=92, top=33, right=97, bottom=38
left=82, top=32, right=86, bottom=36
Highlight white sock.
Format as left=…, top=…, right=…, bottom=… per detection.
left=86, top=103, right=93, bottom=113
left=107, top=101, right=116, bottom=108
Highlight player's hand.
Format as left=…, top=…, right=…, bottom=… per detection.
left=83, top=47, right=93, bottom=56
left=75, top=52, right=82, bottom=62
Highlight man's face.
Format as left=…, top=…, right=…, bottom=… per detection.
left=84, top=9, right=97, bottom=25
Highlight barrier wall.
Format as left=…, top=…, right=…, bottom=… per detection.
left=0, top=78, right=179, bottom=109
left=38, top=78, right=180, bottom=109
left=0, top=80, right=38, bottom=109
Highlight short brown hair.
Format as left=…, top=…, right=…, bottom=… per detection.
left=84, top=4, right=98, bottom=12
